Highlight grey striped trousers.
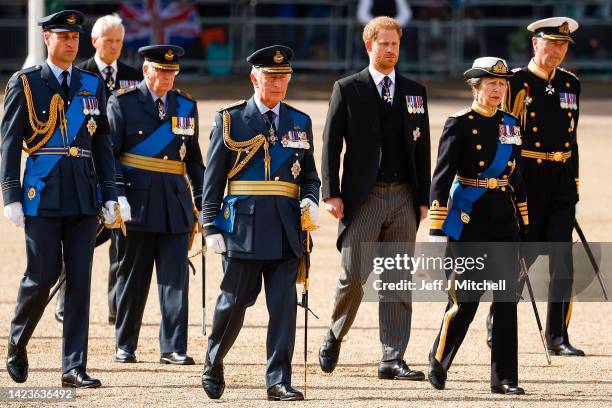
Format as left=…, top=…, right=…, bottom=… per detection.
left=329, top=182, right=417, bottom=361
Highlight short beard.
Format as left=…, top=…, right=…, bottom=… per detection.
left=373, top=54, right=397, bottom=71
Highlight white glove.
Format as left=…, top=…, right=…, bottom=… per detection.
left=118, top=196, right=131, bottom=222
left=205, top=233, right=226, bottom=254
left=3, top=202, right=24, bottom=228
left=102, top=200, right=118, bottom=225
left=429, top=235, right=448, bottom=243
left=300, top=198, right=319, bottom=225
left=198, top=210, right=204, bottom=227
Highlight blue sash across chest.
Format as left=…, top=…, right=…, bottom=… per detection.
left=22, top=73, right=99, bottom=216
left=442, top=113, right=516, bottom=240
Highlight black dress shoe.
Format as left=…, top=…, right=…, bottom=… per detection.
left=319, top=330, right=341, bottom=373
left=267, top=383, right=304, bottom=401
left=428, top=357, right=447, bottom=390
left=202, top=360, right=225, bottom=399
left=6, top=343, right=28, bottom=383
left=61, top=367, right=101, bottom=388
left=485, top=310, right=493, bottom=349
left=491, top=384, right=525, bottom=395
left=548, top=343, right=585, bottom=356
left=378, top=359, right=425, bottom=380
left=55, top=310, right=64, bottom=323
left=160, top=352, right=195, bottom=365
left=115, top=348, right=137, bottom=363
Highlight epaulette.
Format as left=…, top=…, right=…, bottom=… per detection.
left=175, top=88, right=194, bottom=100
left=217, top=99, right=246, bottom=112
left=558, top=67, right=579, bottom=80
left=284, top=102, right=309, bottom=118
left=6, top=65, right=41, bottom=93
left=449, top=108, right=471, bottom=118
left=114, top=85, right=137, bottom=96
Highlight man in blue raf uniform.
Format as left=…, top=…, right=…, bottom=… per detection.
left=1, top=10, right=119, bottom=388
left=487, top=17, right=584, bottom=357
left=108, top=45, right=204, bottom=366
left=201, top=45, right=320, bottom=401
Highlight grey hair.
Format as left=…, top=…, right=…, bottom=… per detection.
left=143, top=61, right=178, bottom=77
left=91, top=14, right=125, bottom=39
left=466, top=78, right=482, bottom=98
left=250, top=66, right=292, bottom=82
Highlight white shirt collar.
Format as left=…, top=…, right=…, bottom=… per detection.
left=46, top=58, right=72, bottom=83
left=94, top=53, right=118, bottom=78
left=253, top=95, right=280, bottom=117
left=368, top=65, right=395, bottom=86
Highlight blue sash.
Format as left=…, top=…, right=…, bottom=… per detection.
left=123, top=95, right=194, bottom=167
left=442, top=113, right=517, bottom=240
left=22, top=73, right=99, bottom=216
left=213, top=106, right=308, bottom=233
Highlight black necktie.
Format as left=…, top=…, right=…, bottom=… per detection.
left=61, top=71, right=70, bottom=97
left=156, top=98, right=165, bottom=120
left=104, top=65, right=114, bottom=90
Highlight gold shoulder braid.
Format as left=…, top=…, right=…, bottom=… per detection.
left=222, top=110, right=271, bottom=180
left=503, top=81, right=527, bottom=129
left=20, top=74, right=67, bottom=154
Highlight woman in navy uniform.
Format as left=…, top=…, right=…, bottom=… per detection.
left=107, top=45, right=204, bottom=366
left=1, top=10, right=119, bottom=388
left=427, top=57, right=528, bottom=395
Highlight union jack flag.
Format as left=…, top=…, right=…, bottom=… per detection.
left=118, top=0, right=201, bottom=48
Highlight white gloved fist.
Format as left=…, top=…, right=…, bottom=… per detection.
left=205, top=233, right=226, bottom=254
left=429, top=235, right=448, bottom=243
left=118, top=196, right=132, bottom=222
left=300, top=198, right=319, bottom=224
left=102, top=200, right=118, bottom=225
left=3, top=202, right=24, bottom=228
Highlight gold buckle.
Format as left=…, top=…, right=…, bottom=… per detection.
left=68, top=147, right=79, bottom=157
left=486, top=178, right=498, bottom=189
left=552, top=152, right=563, bottom=162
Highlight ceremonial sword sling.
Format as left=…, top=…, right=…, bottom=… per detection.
left=574, top=220, right=608, bottom=300
left=296, top=204, right=319, bottom=399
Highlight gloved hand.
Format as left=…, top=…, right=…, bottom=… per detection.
left=3, top=202, right=24, bottom=228
left=118, top=196, right=131, bottom=222
left=205, top=233, right=226, bottom=254
left=102, top=200, right=118, bottom=225
left=429, top=235, right=448, bottom=243
left=300, top=197, right=319, bottom=224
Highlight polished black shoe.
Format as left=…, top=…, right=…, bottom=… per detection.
left=61, top=367, right=101, bottom=388
left=485, top=310, right=493, bottom=349
left=428, top=357, right=446, bottom=390
left=491, top=384, right=525, bottom=395
left=548, top=343, right=585, bottom=356
left=378, top=359, right=425, bottom=380
left=319, top=330, right=342, bottom=373
left=160, top=352, right=195, bottom=365
left=55, top=310, right=64, bottom=323
left=108, top=315, right=116, bottom=325
left=202, top=360, right=225, bottom=399
left=6, top=343, right=28, bottom=383
left=115, top=348, right=137, bottom=363
left=267, top=383, right=304, bottom=401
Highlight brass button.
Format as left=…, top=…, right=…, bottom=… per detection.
left=524, top=82, right=528, bottom=87
left=568, top=112, right=572, bottom=118
left=535, top=142, right=541, bottom=148
left=532, top=127, right=538, bottom=133
left=138, top=130, right=143, bottom=135
left=537, top=158, right=543, bottom=164
left=476, top=144, right=482, bottom=150
left=472, top=129, right=478, bottom=135
left=468, top=115, right=474, bottom=120
left=501, top=117, right=504, bottom=122
left=565, top=142, right=570, bottom=148
left=568, top=127, right=573, bottom=132
left=530, top=112, right=536, bottom=118
left=566, top=82, right=570, bottom=88
left=479, top=161, right=485, bottom=167
left=163, top=156, right=168, bottom=160
left=501, top=187, right=506, bottom=192
left=507, top=161, right=513, bottom=166
left=274, top=176, right=280, bottom=181
left=502, top=174, right=508, bottom=179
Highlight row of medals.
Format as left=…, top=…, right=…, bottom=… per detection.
left=267, top=121, right=301, bottom=179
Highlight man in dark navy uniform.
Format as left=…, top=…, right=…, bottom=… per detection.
left=487, top=17, right=584, bottom=357
left=1, top=10, right=119, bottom=388
left=200, top=45, right=320, bottom=401
left=55, top=13, right=142, bottom=325
left=107, top=45, right=204, bottom=366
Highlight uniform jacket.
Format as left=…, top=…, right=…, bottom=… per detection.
left=107, top=80, right=204, bottom=233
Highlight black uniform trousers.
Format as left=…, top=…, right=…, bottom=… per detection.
left=9, top=215, right=97, bottom=373
left=206, top=256, right=299, bottom=388
left=431, top=229, right=520, bottom=387
left=114, top=230, right=189, bottom=354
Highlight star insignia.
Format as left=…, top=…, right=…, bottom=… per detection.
left=545, top=84, right=555, bottom=95
left=413, top=127, right=421, bottom=141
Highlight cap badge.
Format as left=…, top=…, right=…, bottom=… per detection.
left=164, top=50, right=174, bottom=61
left=66, top=14, right=77, bottom=25
left=491, top=60, right=507, bottom=74
left=273, top=50, right=284, bottom=64
left=559, top=21, right=570, bottom=35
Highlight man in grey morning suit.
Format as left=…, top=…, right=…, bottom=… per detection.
left=319, top=16, right=431, bottom=380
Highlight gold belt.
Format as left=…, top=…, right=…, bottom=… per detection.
left=228, top=180, right=300, bottom=199
left=30, top=146, right=92, bottom=158
left=521, top=150, right=571, bottom=163
left=120, top=152, right=186, bottom=175
left=457, top=176, right=509, bottom=189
